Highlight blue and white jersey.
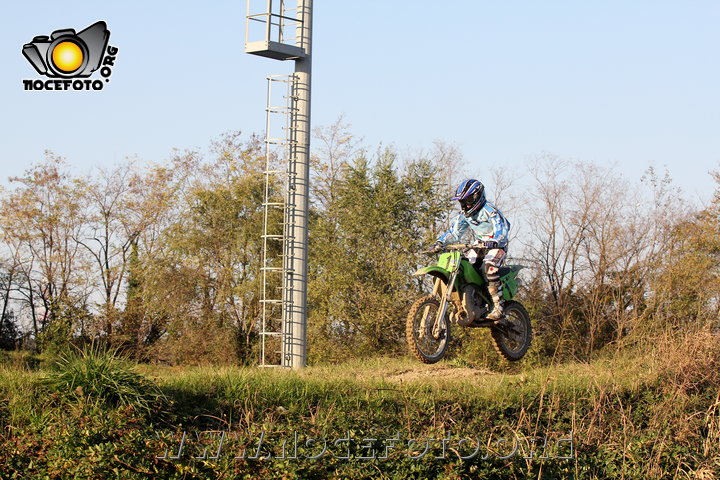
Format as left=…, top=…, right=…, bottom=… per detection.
left=437, top=201, right=511, bottom=249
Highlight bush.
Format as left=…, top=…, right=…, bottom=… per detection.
left=42, top=343, right=165, bottom=414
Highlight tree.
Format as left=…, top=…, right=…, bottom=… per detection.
left=521, top=156, right=684, bottom=360
left=138, top=133, right=267, bottom=364
left=311, top=114, right=360, bottom=211
left=645, top=169, right=720, bottom=332
left=79, top=163, right=140, bottom=338
left=308, top=144, right=448, bottom=361
left=0, top=154, right=91, bottom=350
left=0, top=311, right=18, bottom=350
left=0, top=256, right=20, bottom=349
left=78, top=154, right=195, bottom=346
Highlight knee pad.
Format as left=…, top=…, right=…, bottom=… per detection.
left=482, top=263, right=500, bottom=282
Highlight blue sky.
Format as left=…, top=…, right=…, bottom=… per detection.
left=1, top=1, right=718, bottom=203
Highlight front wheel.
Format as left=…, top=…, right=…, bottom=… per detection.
left=491, top=301, right=532, bottom=361
left=406, top=294, right=450, bottom=364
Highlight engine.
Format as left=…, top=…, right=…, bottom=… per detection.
left=457, top=284, right=487, bottom=326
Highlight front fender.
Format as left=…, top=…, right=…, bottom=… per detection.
left=414, top=265, right=463, bottom=302
left=414, top=266, right=464, bottom=297
left=413, top=266, right=451, bottom=284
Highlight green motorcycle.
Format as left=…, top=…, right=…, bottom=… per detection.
left=406, top=243, right=532, bottom=363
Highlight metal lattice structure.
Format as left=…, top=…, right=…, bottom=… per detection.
left=246, top=0, right=312, bottom=369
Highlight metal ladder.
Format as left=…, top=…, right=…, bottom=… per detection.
left=259, top=74, right=298, bottom=367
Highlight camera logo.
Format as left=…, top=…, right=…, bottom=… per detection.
left=22, top=21, right=118, bottom=91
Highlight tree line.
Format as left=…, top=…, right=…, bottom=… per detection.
left=1, top=122, right=718, bottom=365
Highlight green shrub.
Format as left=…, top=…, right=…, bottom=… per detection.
left=42, top=343, right=165, bottom=414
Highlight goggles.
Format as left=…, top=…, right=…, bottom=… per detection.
left=459, top=194, right=477, bottom=210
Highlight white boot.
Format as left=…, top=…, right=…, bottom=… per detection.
left=486, top=282, right=504, bottom=320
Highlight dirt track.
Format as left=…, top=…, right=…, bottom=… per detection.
left=386, top=365, right=496, bottom=382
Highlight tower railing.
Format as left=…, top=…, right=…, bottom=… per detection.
left=245, top=0, right=305, bottom=60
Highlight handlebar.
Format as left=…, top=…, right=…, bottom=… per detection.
left=419, top=243, right=488, bottom=255
left=444, top=243, right=475, bottom=251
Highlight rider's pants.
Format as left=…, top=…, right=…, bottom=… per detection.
left=482, top=248, right=506, bottom=283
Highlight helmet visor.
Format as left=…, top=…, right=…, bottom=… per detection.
left=459, top=190, right=480, bottom=211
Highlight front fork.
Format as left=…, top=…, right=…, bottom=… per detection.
left=419, top=270, right=459, bottom=339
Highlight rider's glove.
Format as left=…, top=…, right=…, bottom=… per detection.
left=429, top=241, right=444, bottom=253
left=484, top=240, right=499, bottom=250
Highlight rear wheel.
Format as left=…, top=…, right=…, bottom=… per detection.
left=491, top=301, right=532, bottom=361
left=406, top=295, right=450, bottom=364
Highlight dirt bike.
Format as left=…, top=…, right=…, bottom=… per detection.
left=406, top=243, right=532, bottom=364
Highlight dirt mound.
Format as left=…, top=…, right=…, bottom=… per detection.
left=387, top=365, right=496, bottom=382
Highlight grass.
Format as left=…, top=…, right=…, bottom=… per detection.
left=0, top=333, right=718, bottom=479
left=42, top=343, right=166, bottom=414
left=0, top=364, right=46, bottom=430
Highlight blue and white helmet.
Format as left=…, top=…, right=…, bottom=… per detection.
left=452, top=178, right=486, bottom=216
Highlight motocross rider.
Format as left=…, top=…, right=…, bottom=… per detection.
left=430, top=179, right=511, bottom=321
